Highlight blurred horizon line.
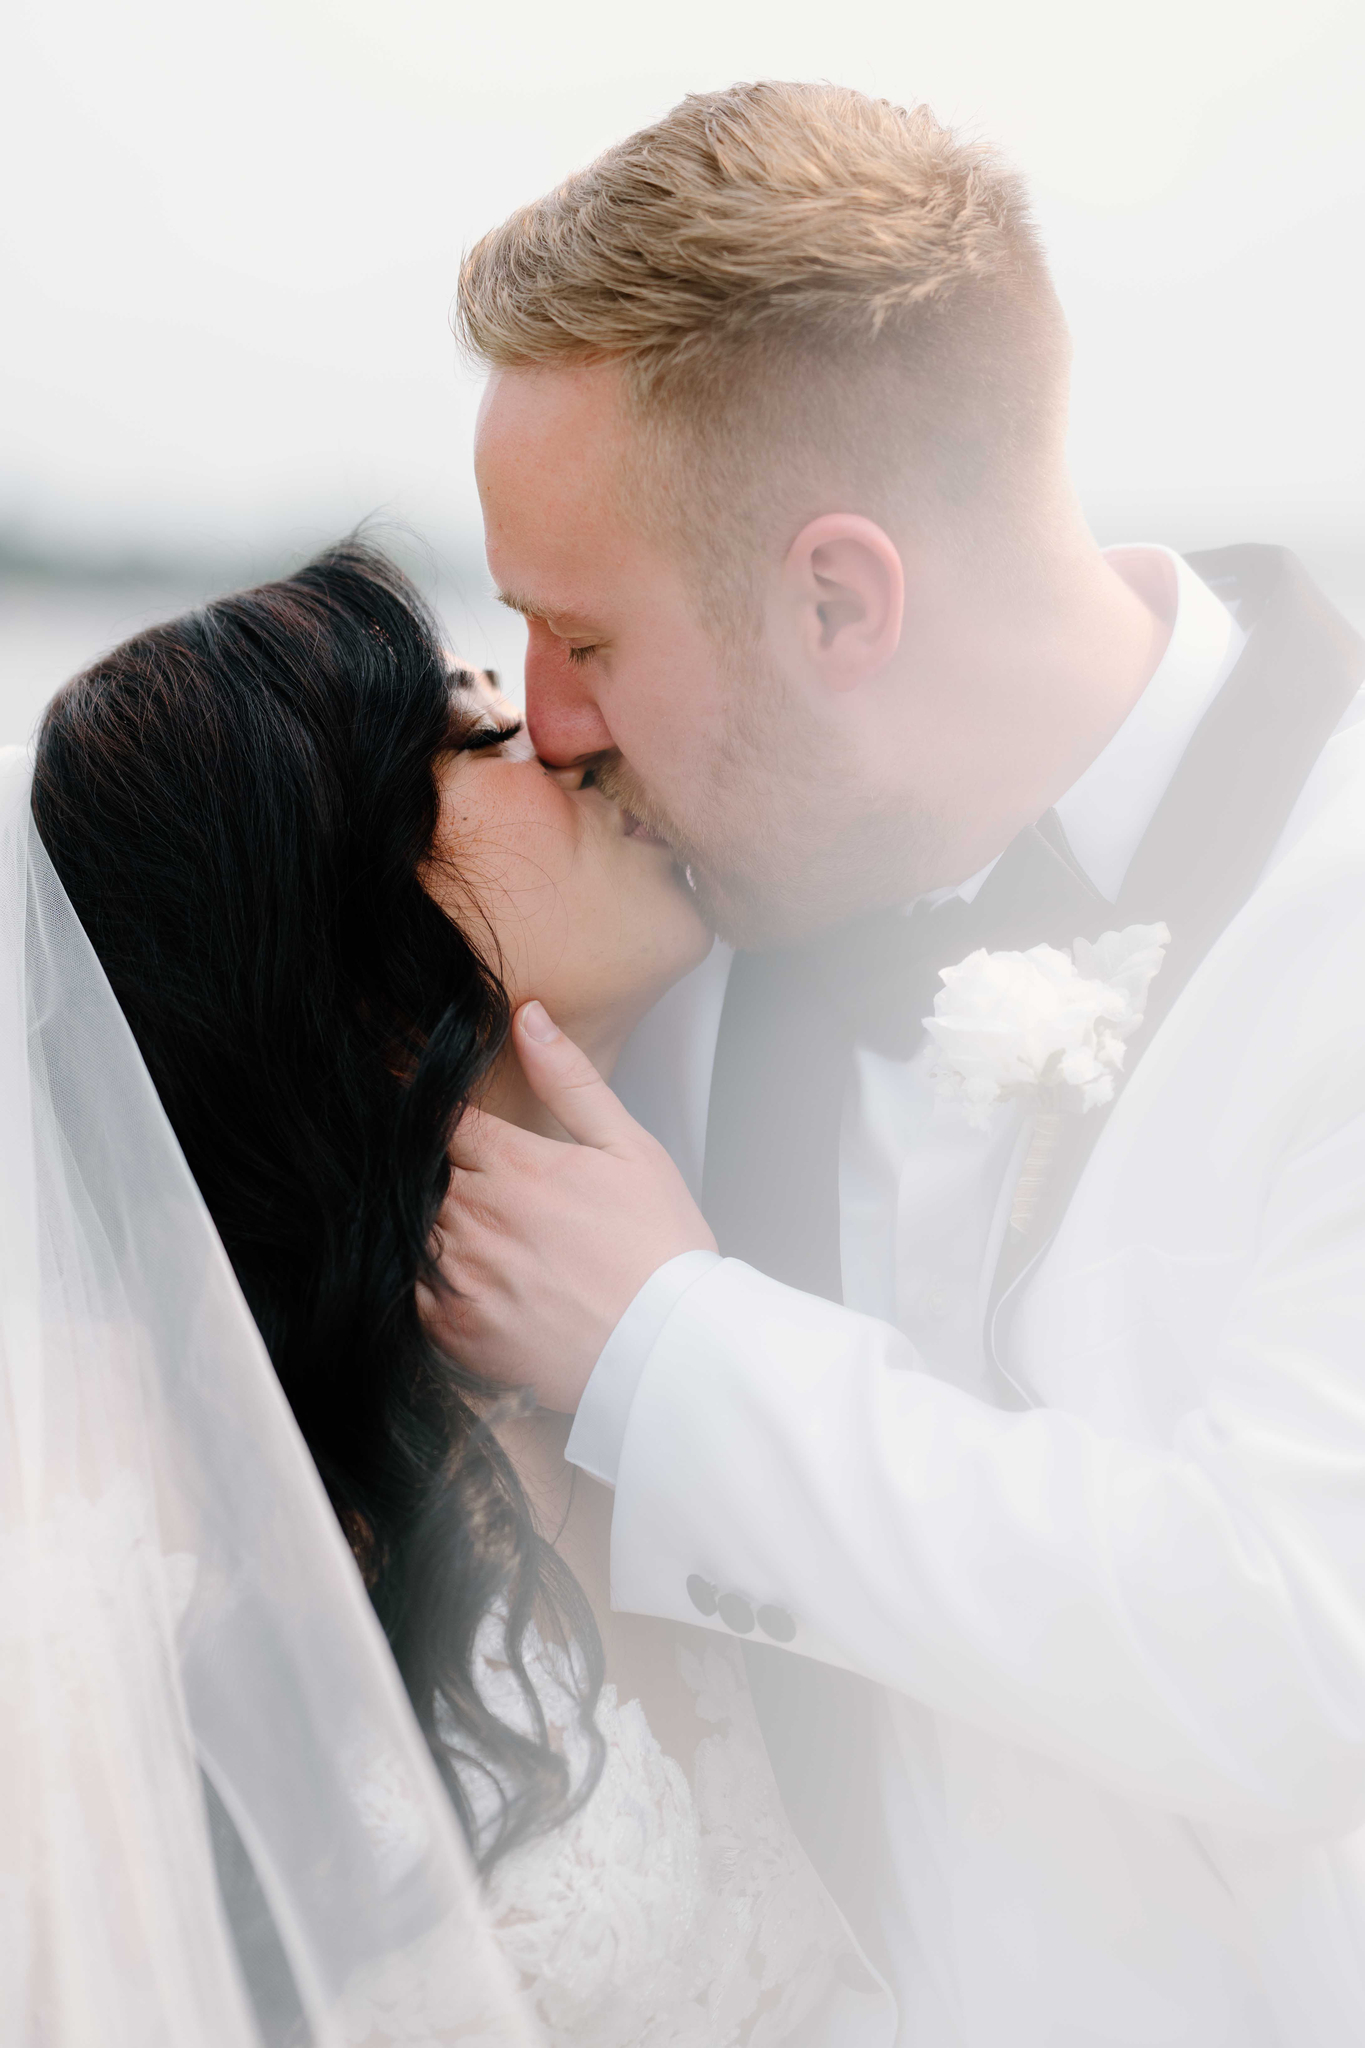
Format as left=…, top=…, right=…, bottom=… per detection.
left=4, top=514, right=1362, bottom=600
left=4, top=510, right=1361, bottom=751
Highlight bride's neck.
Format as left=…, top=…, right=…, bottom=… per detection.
left=475, top=1011, right=626, bottom=1139
left=470, top=1011, right=628, bottom=1533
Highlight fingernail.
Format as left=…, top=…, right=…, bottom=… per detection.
left=519, top=1001, right=561, bottom=1044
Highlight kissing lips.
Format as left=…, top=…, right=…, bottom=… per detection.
left=622, top=810, right=668, bottom=849
left=621, top=807, right=697, bottom=895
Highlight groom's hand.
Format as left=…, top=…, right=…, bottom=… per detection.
left=422, top=1001, right=716, bottom=1411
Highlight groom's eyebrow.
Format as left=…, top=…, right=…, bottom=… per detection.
left=496, top=589, right=596, bottom=633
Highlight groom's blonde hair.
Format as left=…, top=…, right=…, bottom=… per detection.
left=458, top=82, right=1071, bottom=608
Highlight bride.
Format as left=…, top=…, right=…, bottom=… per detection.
left=29, top=538, right=870, bottom=2046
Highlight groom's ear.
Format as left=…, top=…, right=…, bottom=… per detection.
left=776, top=515, right=905, bottom=693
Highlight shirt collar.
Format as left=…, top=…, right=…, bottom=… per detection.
left=1054, top=546, right=1244, bottom=903
left=929, top=545, right=1244, bottom=913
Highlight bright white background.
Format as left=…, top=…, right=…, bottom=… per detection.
left=4, top=0, right=1362, bottom=742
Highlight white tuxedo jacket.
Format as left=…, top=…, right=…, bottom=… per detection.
left=604, top=690, right=1365, bottom=2044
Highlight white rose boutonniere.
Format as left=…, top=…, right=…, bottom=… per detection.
left=925, top=921, right=1170, bottom=1234
left=924, top=922, right=1171, bottom=1133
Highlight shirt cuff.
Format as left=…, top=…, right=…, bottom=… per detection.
left=565, top=1249, right=723, bottom=1487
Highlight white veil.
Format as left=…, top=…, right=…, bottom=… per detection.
left=0, top=743, right=537, bottom=2048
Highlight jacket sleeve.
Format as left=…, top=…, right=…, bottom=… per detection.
left=607, top=1102, right=1365, bottom=1838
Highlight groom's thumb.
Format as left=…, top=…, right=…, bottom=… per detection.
left=513, top=1002, right=639, bottom=1152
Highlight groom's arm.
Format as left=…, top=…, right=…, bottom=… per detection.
left=563, top=1249, right=723, bottom=1484
left=433, top=1001, right=1365, bottom=1839
left=589, top=1228, right=1365, bottom=1839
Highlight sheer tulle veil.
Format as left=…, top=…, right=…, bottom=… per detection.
left=0, top=744, right=535, bottom=2046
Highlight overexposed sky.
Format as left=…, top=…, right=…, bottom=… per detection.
left=4, top=0, right=1363, bottom=578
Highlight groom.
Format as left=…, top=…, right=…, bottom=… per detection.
left=436, top=83, right=1365, bottom=2045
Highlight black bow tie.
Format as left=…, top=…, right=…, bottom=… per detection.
left=703, top=813, right=1107, bottom=1299
left=785, top=813, right=1109, bottom=1061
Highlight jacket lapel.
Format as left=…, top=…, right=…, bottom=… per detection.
left=987, top=546, right=1365, bottom=1337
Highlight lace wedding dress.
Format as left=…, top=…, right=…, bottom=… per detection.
left=452, top=1618, right=858, bottom=2048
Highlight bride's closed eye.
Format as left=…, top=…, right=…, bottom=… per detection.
left=461, top=718, right=526, bottom=755
left=565, top=646, right=598, bottom=667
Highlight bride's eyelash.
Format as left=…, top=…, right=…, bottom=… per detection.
left=566, top=645, right=598, bottom=667
left=462, top=719, right=524, bottom=753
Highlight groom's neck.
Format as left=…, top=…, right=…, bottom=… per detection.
left=893, top=530, right=1177, bottom=895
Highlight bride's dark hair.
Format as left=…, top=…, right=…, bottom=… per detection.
left=31, top=538, right=604, bottom=1868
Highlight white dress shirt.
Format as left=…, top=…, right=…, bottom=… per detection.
left=573, top=545, right=1244, bottom=1481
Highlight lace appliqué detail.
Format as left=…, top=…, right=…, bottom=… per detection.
left=468, top=1623, right=850, bottom=2048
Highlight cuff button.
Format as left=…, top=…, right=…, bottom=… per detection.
left=686, top=1574, right=718, bottom=1617
left=717, top=1592, right=756, bottom=1634
left=757, top=1604, right=796, bottom=1643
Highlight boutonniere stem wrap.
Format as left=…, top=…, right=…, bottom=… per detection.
left=1007, top=1110, right=1064, bottom=1236
left=923, top=922, right=1171, bottom=1228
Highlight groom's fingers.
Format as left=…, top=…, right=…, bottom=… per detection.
left=425, top=1005, right=717, bottom=1405
left=448, top=1009, right=642, bottom=1166
left=446, top=1103, right=508, bottom=1173
left=511, top=1001, right=641, bottom=1152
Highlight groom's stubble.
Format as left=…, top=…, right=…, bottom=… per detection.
left=588, top=623, right=955, bottom=951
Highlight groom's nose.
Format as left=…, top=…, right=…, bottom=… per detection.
left=524, top=622, right=614, bottom=766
